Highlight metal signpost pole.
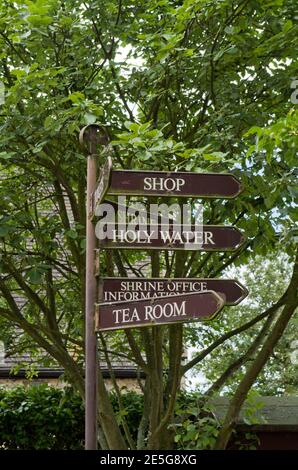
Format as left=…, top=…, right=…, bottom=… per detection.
left=80, top=124, right=110, bottom=450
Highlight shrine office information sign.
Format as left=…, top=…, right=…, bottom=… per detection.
left=98, top=278, right=248, bottom=306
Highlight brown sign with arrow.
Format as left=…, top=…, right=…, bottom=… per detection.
left=98, top=277, right=248, bottom=306
left=92, top=158, right=243, bottom=213
left=95, top=291, right=225, bottom=332
left=96, top=224, right=246, bottom=251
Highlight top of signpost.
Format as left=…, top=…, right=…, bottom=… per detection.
left=79, top=124, right=110, bottom=154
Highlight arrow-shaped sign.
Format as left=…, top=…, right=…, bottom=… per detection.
left=96, top=224, right=246, bottom=251
left=98, top=278, right=248, bottom=306
left=92, top=158, right=243, bottom=212
left=95, top=291, right=225, bottom=332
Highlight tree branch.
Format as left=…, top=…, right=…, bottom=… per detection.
left=205, top=309, right=278, bottom=397
left=182, top=295, right=287, bottom=375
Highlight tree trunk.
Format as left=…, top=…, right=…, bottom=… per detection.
left=97, top=369, right=128, bottom=449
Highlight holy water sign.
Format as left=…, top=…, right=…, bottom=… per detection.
left=96, top=223, right=245, bottom=251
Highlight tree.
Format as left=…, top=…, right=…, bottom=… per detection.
left=0, top=0, right=297, bottom=449
left=187, top=252, right=297, bottom=397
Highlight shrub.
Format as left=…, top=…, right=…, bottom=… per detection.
left=0, top=386, right=237, bottom=450
left=0, top=385, right=84, bottom=449
left=0, top=386, right=144, bottom=450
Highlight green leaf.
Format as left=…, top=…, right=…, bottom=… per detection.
left=83, top=113, right=97, bottom=125
left=282, top=19, right=293, bottom=32
left=66, top=229, right=78, bottom=239
left=27, top=15, right=53, bottom=26
left=68, top=92, right=85, bottom=104
left=124, top=121, right=139, bottom=132
left=0, top=226, right=11, bottom=236
left=44, top=116, right=54, bottom=128
left=27, top=267, right=43, bottom=284
left=203, top=151, right=228, bottom=161
left=0, top=152, right=14, bottom=160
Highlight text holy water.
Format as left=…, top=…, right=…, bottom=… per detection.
left=94, top=196, right=205, bottom=247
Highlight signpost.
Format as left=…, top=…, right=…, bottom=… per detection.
left=97, top=224, right=246, bottom=251
left=80, top=126, right=248, bottom=450
left=92, top=159, right=243, bottom=212
left=80, top=125, right=110, bottom=451
left=99, top=277, right=248, bottom=306
left=95, top=291, right=225, bottom=332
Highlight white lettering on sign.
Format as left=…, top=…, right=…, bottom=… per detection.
left=130, top=308, right=140, bottom=322
left=113, top=307, right=141, bottom=324
left=103, top=281, right=209, bottom=302
left=113, top=308, right=124, bottom=324
left=111, top=229, right=155, bottom=244
left=145, top=301, right=186, bottom=321
left=160, top=230, right=215, bottom=245
left=111, top=301, right=187, bottom=325
left=110, top=229, right=215, bottom=246
left=105, top=291, right=172, bottom=302
left=143, top=177, right=186, bottom=192
left=117, top=280, right=208, bottom=293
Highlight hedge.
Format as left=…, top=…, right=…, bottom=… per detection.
left=0, top=385, right=218, bottom=450
left=0, top=385, right=85, bottom=449
left=0, top=385, right=148, bottom=450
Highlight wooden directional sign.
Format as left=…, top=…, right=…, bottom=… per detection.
left=92, top=159, right=243, bottom=212
left=109, top=170, right=242, bottom=198
left=97, top=224, right=246, bottom=251
left=99, top=278, right=248, bottom=306
left=95, top=291, right=225, bottom=332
